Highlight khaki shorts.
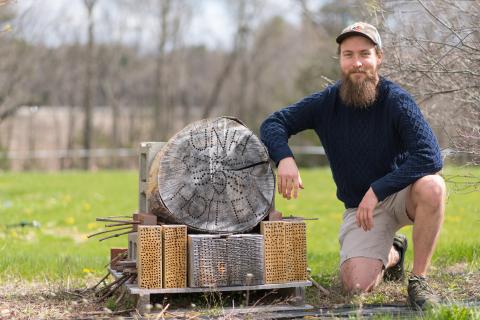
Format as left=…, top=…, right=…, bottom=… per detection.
left=339, top=186, right=414, bottom=267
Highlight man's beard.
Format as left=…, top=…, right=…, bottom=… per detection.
left=339, top=68, right=379, bottom=109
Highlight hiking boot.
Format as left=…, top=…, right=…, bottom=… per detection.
left=384, top=234, right=408, bottom=282
left=408, top=274, right=441, bottom=310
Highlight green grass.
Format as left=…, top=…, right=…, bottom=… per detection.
left=0, top=171, right=138, bottom=280
left=0, top=167, right=478, bottom=283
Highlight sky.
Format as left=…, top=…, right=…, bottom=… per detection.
left=8, top=0, right=307, bottom=50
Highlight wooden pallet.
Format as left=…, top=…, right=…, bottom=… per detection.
left=110, top=268, right=312, bottom=315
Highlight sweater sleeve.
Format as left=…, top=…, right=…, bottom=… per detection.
left=370, top=93, right=443, bottom=201
left=260, top=92, right=324, bottom=165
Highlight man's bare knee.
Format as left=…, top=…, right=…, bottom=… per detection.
left=412, top=175, right=446, bottom=210
left=340, top=258, right=383, bottom=294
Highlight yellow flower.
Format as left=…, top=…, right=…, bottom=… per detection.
left=87, top=222, right=98, bottom=230
left=82, top=268, right=92, bottom=273
left=83, top=202, right=91, bottom=211
left=65, top=217, right=75, bottom=225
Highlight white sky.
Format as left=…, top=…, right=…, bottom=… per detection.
left=8, top=0, right=306, bottom=50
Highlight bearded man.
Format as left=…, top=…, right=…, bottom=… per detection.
left=260, top=22, right=445, bottom=310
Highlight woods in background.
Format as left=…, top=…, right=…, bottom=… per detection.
left=0, top=0, right=478, bottom=171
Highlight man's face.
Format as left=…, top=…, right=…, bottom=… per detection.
left=338, top=35, right=383, bottom=108
left=339, top=35, right=382, bottom=81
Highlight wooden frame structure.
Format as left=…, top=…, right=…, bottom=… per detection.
left=114, top=142, right=313, bottom=314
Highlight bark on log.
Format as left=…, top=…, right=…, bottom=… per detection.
left=148, top=117, right=275, bottom=233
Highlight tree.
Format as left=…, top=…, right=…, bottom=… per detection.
left=381, top=0, right=479, bottom=191
left=82, top=0, right=98, bottom=170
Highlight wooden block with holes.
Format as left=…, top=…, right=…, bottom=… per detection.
left=162, top=225, right=187, bottom=288
left=285, top=221, right=307, bottom=281
left=137, top=226, right=163, bottom=289
left=261, top=221, right=287, bottom=284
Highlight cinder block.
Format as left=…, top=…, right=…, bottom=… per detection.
left=128, top=232, right=138, bottom=261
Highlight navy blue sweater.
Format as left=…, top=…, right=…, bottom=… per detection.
left=260, top=77, right=443, bottom=208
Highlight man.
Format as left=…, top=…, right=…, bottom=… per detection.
left=260, top=22, right=446, bottom=310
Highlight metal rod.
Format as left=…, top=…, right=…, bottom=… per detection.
left=97, top=274, right=132, bottom=301
left=96, top=218, right=138, bottom=224
left=104, top=251, right=128, bottom=268
left=105, top=215, right=133, bottom=219
left=105, top=222, right=137, bottom=227
left=102, top=274, right=133, bottom=301
left=99, top=230, right=134, bottom=242
left=307, top=274, right=330, bottom=295
left=96, top=274, right=128, bottom=296
left=88, top=226, right=132, bottom=238
left=84, top=272, right=110, bottom=292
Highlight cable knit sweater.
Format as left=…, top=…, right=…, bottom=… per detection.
left=260, top=77, right=443, bottom=208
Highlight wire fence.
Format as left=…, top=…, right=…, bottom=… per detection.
left=0, top=146, right=465, bottom=171
left=0, top=146, right=328, bottom=160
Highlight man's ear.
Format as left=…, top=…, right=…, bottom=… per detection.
left=377, top=50, right=384, bottom=64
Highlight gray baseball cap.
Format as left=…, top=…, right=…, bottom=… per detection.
left=336, top=22, right=382, bottom=49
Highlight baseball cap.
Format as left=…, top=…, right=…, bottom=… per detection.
left=336, top=22, right=382, bottom=49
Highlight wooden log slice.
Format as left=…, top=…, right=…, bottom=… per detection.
left=147, top=117, right=275, bottom=233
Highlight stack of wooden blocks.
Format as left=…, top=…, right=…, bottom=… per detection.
left=133, top=219, right=307, bottom=289
left=136, top=225, right=188, bottom=289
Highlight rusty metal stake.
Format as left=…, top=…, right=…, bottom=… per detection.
left=98, top=229, right=134, bottom=242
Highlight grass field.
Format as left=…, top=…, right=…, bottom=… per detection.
left=0, top=167, right=479, bottom=318
left=0, top=167, right=478, bottom=281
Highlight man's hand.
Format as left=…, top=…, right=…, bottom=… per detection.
left=356, top=187, right=378, bottom=231
left=277, top=157, right=304, bottom=199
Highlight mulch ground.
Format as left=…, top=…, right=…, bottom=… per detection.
left=1, top=263, right=478, bottom=319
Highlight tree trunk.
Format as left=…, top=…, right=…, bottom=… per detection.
left=147, top=117, right=275, bottom=233
left=82, top=0, right=96, bottom=170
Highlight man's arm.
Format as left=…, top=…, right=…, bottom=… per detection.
left=370, top=93, right=443, bottom=200
left=356, top=93, right=442, bottom=231
left=260, top=92, right=324, bottom=199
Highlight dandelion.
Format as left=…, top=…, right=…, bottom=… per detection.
left=83, top=202, right=92, bottom=211
left=65, top=217, right=75, bottom=225
left=82, top=268, right=92, bottom=273
left=87, top=222, right=98, bottom=230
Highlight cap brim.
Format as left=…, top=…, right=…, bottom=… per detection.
left=336, top=31, right=377, bottom=45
